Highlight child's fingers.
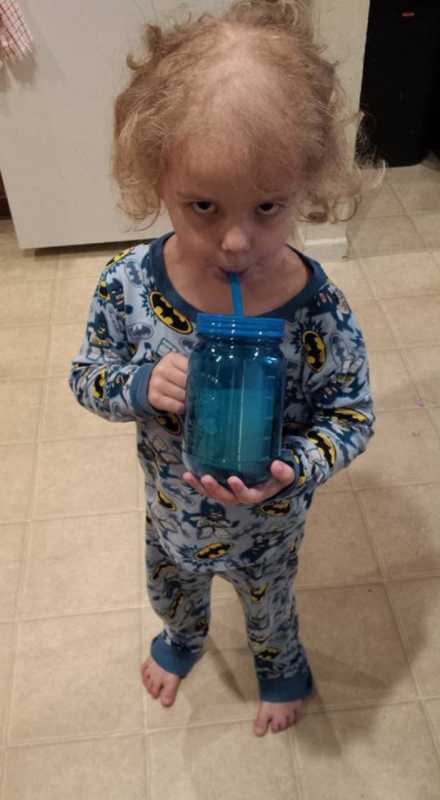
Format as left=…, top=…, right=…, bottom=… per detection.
left=182, top=472, right=208, bottom=496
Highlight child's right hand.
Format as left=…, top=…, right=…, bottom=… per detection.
left=148, top=352, right=188, bottom=414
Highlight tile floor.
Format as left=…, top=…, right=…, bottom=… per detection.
left=1, top=159, right=440, bottom=798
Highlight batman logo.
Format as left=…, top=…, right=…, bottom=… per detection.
left=149, top=290, right=193, bottom=334
left=260, top=499, right=291, bottom=516
left=92, top=369, right=106, bottom=400
left=251, top=584, right=268, bottom=603
left=153, top=561, right=176, bottom=580
left=256, top=647, right=281, bottom=662
left=195, top=542, right=231, bottom=560
left=321, top=407, right=369, bottom=427
left=306, top=430, right=337, bottom=468
left=249, top=634, right=269, bottom=646
left=106, top=247, right=132, bottom=266
left=157, top=490, right=177, bottom=511
left=98, top=279, right=110, bottom=302
left=195, top=617, right=209, bottom=634
left=303, top=330, right=326, bottom=372
left=156, top=413, right=183, bottom=436
left=292, top=452, right=307, bottom=487
left=169, top=592, right=184, bottom=619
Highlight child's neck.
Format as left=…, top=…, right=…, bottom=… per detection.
left=163, top=235, right=310, bottom=316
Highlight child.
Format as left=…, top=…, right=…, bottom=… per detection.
left=69, top=0, right=375, bottom=736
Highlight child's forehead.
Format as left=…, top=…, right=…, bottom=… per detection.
left=167, top=141, right=295, bottom=196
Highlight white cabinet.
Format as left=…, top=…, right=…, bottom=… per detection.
left=0, top=0, right=369, bottom=252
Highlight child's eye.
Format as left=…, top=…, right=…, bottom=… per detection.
left=191, top=201, right=217, bottom=215
left=257, top=202, right=282, bottom=216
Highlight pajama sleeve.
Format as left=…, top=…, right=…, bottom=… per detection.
left=280, top=284, right=375, bottom=495
left=68, top=265, right=158, bottom=423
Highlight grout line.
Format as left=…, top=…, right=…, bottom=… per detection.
left=0, top=696, right=438, bottom=754
left=419, top=700, right=440, bottom=772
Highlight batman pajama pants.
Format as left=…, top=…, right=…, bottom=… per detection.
left=146, top=532, right=313, bottom=703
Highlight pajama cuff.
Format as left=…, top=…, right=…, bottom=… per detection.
left=151, top=632, right=201, bottom=678
left=258, top=667, right=313, bottom=703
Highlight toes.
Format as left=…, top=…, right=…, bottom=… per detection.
left=253, top=713, right=270, bottom=737
left=160, top=691, right=176, bottom=707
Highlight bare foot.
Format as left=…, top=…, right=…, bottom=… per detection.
left=253, top=698, right=304, bottom=736
left=140, top=656, right=181, bottom=707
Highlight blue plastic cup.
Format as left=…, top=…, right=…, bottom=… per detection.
left=183, top=313, right=286, bottom=486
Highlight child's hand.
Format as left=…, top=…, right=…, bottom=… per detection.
left=148, top=352, right=188, bottom=414
left=183, top=460, right=295, bottom=506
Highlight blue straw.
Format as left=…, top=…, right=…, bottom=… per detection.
left=230, top=272, right=244, bottom=316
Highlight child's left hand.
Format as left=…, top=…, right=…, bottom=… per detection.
left=183, top=460, right=295, bottom=506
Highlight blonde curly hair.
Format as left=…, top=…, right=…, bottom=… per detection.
left=113, top=0, right=377, bottom=229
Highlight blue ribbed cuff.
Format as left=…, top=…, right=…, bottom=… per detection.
left=151, top=632, right=202, bottom=678
left=130, top=363, right=156, bottom=416
left=258, top=667, right=313, bottom=702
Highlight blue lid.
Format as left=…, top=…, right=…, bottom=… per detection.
left=196, top=313, right=285, bottom=340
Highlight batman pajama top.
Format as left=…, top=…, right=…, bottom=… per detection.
left=69, top=232, right=375, bottom=702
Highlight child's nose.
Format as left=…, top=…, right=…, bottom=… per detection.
left=220, top=224, right=252, bottom=254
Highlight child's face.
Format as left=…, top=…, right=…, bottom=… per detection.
left=160, top=148, right=296, bottom=278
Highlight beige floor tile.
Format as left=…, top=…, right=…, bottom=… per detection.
left=144, top=645, right=259, bottom=730
left=360, top=251, right=440, bottom=298
left=142, top=602, right=245, bottom=655
left=391, top=179, right=440, bottom=214
left=387, top=578, right=440, bottom=697
left=347, top=216, right=425, bottom=257
left=368, top=349, right=419, bottom=411
left=212, top=574, right=239, bottom=600
left=297, top=492, right=380, bottom=588
left=425, top=698, right=440, bottom=751
left=411, top=213, right=440, bottom=250
left=0, top=381, right=43, bottom=443
left=21, top=512, right=142, bottom=617
left=0, top=623, right=15, bottom=745
left=294, top=703, right=440, bottom=800
left=429, top=407, right=440, bottom=437
left=149, top=722, right=298, bottom=800
left=33, top=437, right=139, bottom=518
left=402, top=347, right=440, bottom=406
left=53, top=275, right=99, bottom=325
left=40, top=377, right=135, bottom=440
left=0, top=280, right=55, bottom=327
left=48, top=323, right=86, bottom=377
left=0, top=524, right=25, bottom=622
left=357, top=181, right=404, bottom=218
left=0, top=250, right=59, bottom=285
left=299, top=584, right=416, bottom=708
left=386, top=161, right=440, bottom=183
left=0, top=561, right=20, bottom=620
left=318, top=466, right=351, bottom=493
left=381, top=295, right=440, bottom=347
left=0, top=444, right=35, bottom=522
left=348, top=409, right=440, bottom=490
left=0, top=326, right=50, bottom=380
left=4, top=734, right=147, bottom=800
left=208, top=594, right=247, bottom=650
left=0, top=523, right=26, bottom=561
left=323, top=259, right=374, bottom=300
left=347, top=298, right=398, bottom=351
left=58, top=251, right=112, bottom=279
left=357, top=485, right=440, bottom=579
left=10, top=610, right=143, bottom=743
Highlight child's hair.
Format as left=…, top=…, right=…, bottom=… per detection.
left=113, top=0, right=378, bottom=229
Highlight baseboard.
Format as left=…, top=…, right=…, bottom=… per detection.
left=295, top=222, right=350, bottom=262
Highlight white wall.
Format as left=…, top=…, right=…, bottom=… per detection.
left=299, top=0, right=371, bottom=259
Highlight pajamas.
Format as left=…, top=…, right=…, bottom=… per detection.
left=146, top=523, right=313, bottom=701
left=69, top=233, right=375, bottom=704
